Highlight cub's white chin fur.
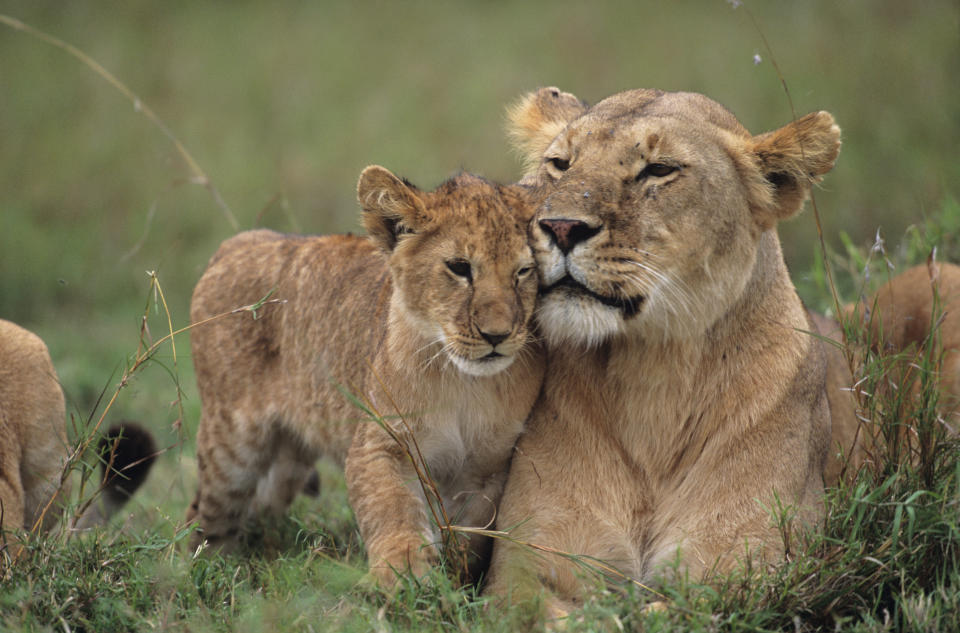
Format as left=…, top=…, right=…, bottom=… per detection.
left=537, top=294, right=622, bottom=348
left=449, top=353, right=516, bottom=377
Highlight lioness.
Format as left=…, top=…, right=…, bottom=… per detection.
left=187, top=167, right=544, bottom=584
left=484, top=88, right=841, bottom=614
left=0, top=319, right=156, bottom=543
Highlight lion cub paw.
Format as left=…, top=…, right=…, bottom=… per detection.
left=367, top=538, right=438, bottom=590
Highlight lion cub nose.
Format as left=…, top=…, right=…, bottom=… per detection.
left=480, top=331, right=509, bottom=347
left=538, top=218, right=600, bottom=254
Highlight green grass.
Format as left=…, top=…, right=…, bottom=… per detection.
left=3, top=294, right=958, bottom=633
left=1, top=1, right=958, bottom=631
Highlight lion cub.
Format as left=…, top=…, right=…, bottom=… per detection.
left=187, top=167, right=544, bottom=584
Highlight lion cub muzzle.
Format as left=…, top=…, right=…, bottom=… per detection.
left=454, top=296, right=524, bottom=377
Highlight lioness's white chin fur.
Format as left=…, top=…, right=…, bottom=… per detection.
left=537, top=295, right=622, bottom=348
left=449, top=353, right=517, bottom=377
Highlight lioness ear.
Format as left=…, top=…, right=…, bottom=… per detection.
left=357, top=165, right=428, bottom=252
left=748, top=111, right=841, bottom=227
left=506, top=87, right=588, bottom=179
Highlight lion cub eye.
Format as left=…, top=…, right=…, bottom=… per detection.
left=547, top=157, right=571, bottom=172
left=516, top=265, right=534, bottom=280
left=635, top=163, right=678, bottom=181
left=446, top=259, right=473, bottom=281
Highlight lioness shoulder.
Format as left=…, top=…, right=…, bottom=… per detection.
left=188, top=167, right=544, bottom=584
left=485, top=87, right=840, bottom=617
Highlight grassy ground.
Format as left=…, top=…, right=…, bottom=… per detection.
left=1, top=1, right=958, bottom=630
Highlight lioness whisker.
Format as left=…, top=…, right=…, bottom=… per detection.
left=623, top=261, right=696, bottom=318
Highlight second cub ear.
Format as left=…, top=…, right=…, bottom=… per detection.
left=357, top=165, right=428, bottom=253
left=506, top=87, right=588, bottom=178
left=748, top=111, right=842, bottom=226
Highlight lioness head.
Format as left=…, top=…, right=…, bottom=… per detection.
left=358, top=166, right=538, bottom=377
left=508, top=87, right=841, bottom=347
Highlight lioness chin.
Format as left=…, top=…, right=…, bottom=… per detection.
left=187, top=167, right=544, bottom=585
left=484, top=88, right=841, bottom=617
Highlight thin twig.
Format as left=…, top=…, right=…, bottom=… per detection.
left=0, top=13, right=239, bottom=231
left=741, top=5, right=842, bottom=322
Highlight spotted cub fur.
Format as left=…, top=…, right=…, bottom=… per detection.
left=187, top=167, right=544, bottom=584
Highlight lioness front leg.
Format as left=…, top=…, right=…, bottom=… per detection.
left=345, top=422, right=439, bottom=586
left=485, top=534, right=583, bottom=625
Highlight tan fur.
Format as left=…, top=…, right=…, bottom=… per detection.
left=484, top=88, right=841, bottom=616
left=187, top=167, right=545, bottom=585
left=506, top=87, right=588, bottom=181
left=807, top=310, right=861, bottom=485
left=0, top=319, right=70, bottom=538
left=816, top=262, right=960, bottom=482
left=859, top=262, right=960, bottom=404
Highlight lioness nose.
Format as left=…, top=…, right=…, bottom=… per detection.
left=538, top=219, right=600, bottom=254
left=480, top=331, right=509, bottom=347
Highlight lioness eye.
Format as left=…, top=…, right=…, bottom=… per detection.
left=547, top=157, right=571, bottom=172
left=446, top=259, right=472, bottom=281
left=516, top=265, right=534, bottom=278
left=636, top=163, right=677, bottom=181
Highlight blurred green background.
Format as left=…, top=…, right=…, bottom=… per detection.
left=1, top=1, right=957, bottom=519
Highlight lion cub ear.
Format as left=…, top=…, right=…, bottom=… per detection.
left=747, top=111, right=841, bottom=227
left=357, top=165, right=429, bottom=253
left=506, top=87, right=588, bottom=178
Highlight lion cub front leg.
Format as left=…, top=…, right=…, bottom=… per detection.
left=345, top=422, right=439, bottom=587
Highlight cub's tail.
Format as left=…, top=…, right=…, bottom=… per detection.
left=73, top=422, right=158, bottom=530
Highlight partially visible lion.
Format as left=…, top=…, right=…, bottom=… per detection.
left=484, top=88, right=841, bottom=617
left=506, top=86, right=588, bottom=183
left=856, top=262, right=960, bottom=410
left=187, top=167, right=545, bottom=585
left=815, top=261, right=960, bottom=483
left=0, top=319, right=69, bottom=536
left=0, top=319, right=156, bottom=548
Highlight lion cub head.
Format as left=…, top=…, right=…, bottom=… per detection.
left=357, top=166, right=538, bottom=376
left=508, top=87, right=841, bottom=347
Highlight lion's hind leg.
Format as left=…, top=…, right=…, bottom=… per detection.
left=0, top=449, right=26, bottom=536
left=19, top=425, right=69, bottom=534
left=189, top=412, right=317, bottom=553
left=252, top=427, right=317, bottom=516
left=189, top=409, right=268, bottom=552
